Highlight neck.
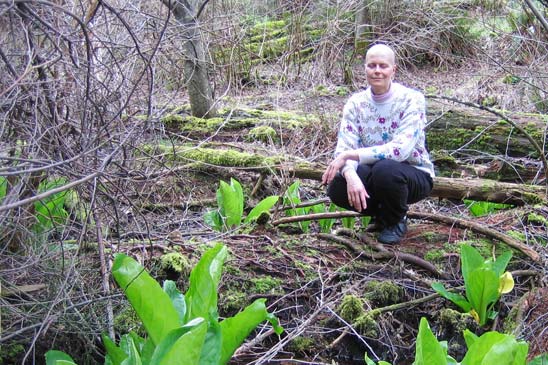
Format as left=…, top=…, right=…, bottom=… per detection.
left=371, top=83, right=394, bottom=102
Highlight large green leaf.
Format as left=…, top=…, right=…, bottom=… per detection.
left=466, top=268, right=500, bottom=325
left=244, top=195, right=279, bottom=223
left=231, top=178, right=244, bottom=222
left=148, top=317, right=207, bottom=365
left=184, top=243, right=228, bottom=323
left=219, top=298, right=282, bottom=365
left=198, top=320, right=222, bottom=365
left=120, top=336, right=142, bottom=365
left=461, top=244, right=485, bottom=285
left=528, top=353, right=548, bottom=365
left=163, top=280, right=186, bottom=325
left=414, top=317, right=448, bottom=365
left=461, top=331, right=529, bottom=365
left=102, top=334, right=127, bottom=365
left=112, top=254, right=180, bottom=346
left=283, top=180, right=301, bottom=217
left=491, top=250, right=512, bottom=277
left=218, top=179, right=244, bottom=229
left=45, top=350, right=78, bottom=365
left=431, top=282, right=472, bottom=312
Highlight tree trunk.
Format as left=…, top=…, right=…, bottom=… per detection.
left=354, top=1, right=370, bottom=55
left=163, top=0, right=217, bottom=118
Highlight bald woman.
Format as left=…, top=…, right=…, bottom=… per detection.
left=322, top=44, right=434, bottom=244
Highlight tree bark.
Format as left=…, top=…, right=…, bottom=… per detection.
left=354, top=1, right=371, bottom=55
left=162, top=0, right=217, bottom=118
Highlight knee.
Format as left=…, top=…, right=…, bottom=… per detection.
left=327, top=174, right=348, bottom=207
left=371, top=160, right=406, bottom=187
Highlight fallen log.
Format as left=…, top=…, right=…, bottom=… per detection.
left=278, top=164, right=547, bottom=206
left=426, top=100, right=548, bottom=159
left=147, top=145, right=547, bottom=206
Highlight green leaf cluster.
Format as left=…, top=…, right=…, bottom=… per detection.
left=367, top=317, right=532, bottom=365
left=46, top=243, right=283, bottom=365
left=310, top=201, right=337, bottom=233
left=463, top=199, right=512, bottom=217
left=432, top=244, right=514, bottom=326
left=283, top=180, right=312, bottom=232
left=204, top=178, right=278, bottom=232
left=0, top=176, right=77, bottom=235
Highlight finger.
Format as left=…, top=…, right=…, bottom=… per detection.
left=360, top=193, right=367, bottom=210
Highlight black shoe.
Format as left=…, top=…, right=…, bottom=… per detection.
left=378, top=218, right=407, bottom=245
left=365, top=222, right=384, bottom=232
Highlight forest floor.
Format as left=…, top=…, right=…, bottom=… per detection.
left=125, top=63, right=548, bottom=364
left=2, top=64, right=547, bottom=365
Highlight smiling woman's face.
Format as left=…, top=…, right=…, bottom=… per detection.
left=365, top=47, right=397, bottom=95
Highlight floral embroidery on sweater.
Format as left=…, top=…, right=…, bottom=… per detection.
left=334, top=82, right=435, bottom=177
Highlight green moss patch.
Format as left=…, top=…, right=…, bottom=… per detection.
left=365, top=280, right=404, bottom=306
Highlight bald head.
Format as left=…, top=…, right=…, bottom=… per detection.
left=366, top=44, right=396, bottom=65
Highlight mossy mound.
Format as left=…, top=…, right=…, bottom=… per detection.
left=364, top=280, right=404, bottom=307
left=160, top=252, right=191, bottom=277
left=337, top=294, right=365, bottom=323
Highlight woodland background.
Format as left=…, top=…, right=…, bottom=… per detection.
left=1, top=0, right=547, bottom=364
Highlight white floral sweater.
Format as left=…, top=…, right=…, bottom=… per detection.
left=335, top=82, right=435, bottom=178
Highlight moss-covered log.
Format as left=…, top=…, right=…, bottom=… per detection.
left=147, top=144, right=547, bottom=206
left=160, top=105, right=312, bottom=141
left=426, top=102, right=548, bottom=159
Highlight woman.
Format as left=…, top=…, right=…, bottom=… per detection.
left=322, top=43, right=435, bottom=244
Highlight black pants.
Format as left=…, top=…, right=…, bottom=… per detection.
left=327, top=159, right=433, bottom=226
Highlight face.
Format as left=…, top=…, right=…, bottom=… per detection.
left=365, top=47, right=396, bottom=95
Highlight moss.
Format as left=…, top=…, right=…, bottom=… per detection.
left=114, top=304, right=146, bottom=337
left=250, top=275, right=283, bottom=294
left=160, top=252, right=191, bottom=276
left=220, top=290, right=248, bottom=314
left=246, top=125, right=279, bottom=143
left=506, top=230, right=526, bottom=241
left=336, top=86, right=350, bottom=96
left=337, top=294, right=365, bottom=322
left=365, top=280, right=404, bottom=306
left=438, top=308, right=477, bottom=334
left=158, top=146, right=282, bottom=168
left=0, top=343, right=25, bottom=365
left=527, top=212, right=548, bottom=227
left=288, top=336, right=315, bottom=354
left=354, top=313, right=379, bottom=338
left=424, top=248, right=446, bottom=262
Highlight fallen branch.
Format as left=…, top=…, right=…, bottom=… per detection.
left=317, top=232, right=448, bottom=279
left=407, top=211, right=540, bottom=262
left=272, top=208, right=541, bottom=262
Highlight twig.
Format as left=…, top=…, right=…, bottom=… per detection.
left=272, top=211, right=361, bottom=226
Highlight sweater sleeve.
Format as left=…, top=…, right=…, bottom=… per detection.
left=357, top=92, right=426, bottom=164
left=334, top=98, right=360, bottom=174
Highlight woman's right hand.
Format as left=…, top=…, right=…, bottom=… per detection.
left=344, top=170, right=369, bottom=212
